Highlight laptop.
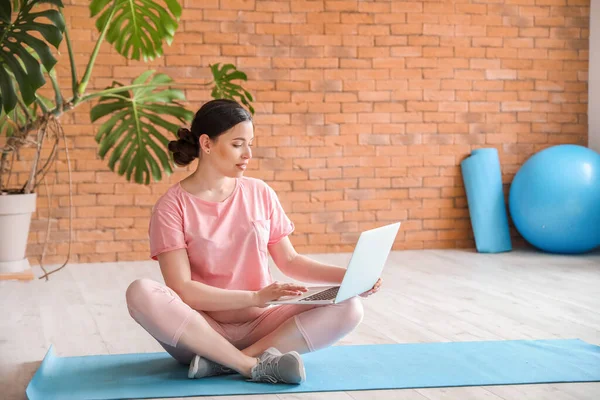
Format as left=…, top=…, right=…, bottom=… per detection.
left=267, top=222, right=401, bottom=305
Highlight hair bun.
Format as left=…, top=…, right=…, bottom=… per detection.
left=177, top=127, right=195, bottom=144
left=168, top=127, right=199, bottom=167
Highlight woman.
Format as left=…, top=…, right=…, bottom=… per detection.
left=125, top=99, right=382, bottom=384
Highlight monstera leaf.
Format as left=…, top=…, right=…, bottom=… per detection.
left=0, top=51, right=55, bottom=137
left=90, top=71, right=193, bottom=184
left=90, top=0, right=181, bottom=62
left=210, top=63, right=255, bottom=115
left=0, top=0, right=65, bottom=113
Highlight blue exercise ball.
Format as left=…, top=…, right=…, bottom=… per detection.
left=509, top=144, right=600, bottom=254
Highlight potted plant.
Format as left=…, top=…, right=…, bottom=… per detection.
left=0, top=0, right=254, bottom=279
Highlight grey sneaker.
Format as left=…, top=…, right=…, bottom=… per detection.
left=187, top=354, right=236, bottom=379
left=249, top=347, right=306, bottom=384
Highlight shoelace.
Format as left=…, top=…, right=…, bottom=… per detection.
left=192, top=357, right=233, bottom=378
left=253, top=356, right=282, bottom=383
left=215, top=364, right=233, bottom=374
left=207, top=360, right=233, bottom=375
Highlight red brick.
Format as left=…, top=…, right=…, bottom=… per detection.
left=96, top=241, right=132, bottom=253
left=25, top=0, right=589, bottom=260
left=326, top=200, right=358, bottom=211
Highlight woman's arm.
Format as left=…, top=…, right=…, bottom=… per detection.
left=158, top=249, right=257, bottom=311
left=268, top=236, right=347, bottom=285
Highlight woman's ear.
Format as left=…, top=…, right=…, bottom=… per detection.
left=199, top=134, right=211, bottom=154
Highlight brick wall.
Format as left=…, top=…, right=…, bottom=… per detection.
left=18, top=0, right=589, bottom=265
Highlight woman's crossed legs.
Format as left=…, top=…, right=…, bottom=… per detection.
left=125, top=278, right=364, bottom=383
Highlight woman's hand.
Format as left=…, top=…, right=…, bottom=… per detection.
left=360, top=278, right=382, bottom=298
left=253, top=282, right=308, bottom=307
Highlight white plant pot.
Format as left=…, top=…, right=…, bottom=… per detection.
left=0, top=192, right=37, bottom=273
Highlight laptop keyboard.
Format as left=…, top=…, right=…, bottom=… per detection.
left=299, top=286, right=340, bottom=302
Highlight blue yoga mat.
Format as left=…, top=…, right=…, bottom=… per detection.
left=461, top=148, right=512, bottom=253
left=26, top=339, right=600, bottom=399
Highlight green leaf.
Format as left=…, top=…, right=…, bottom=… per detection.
left=0, top=67, right=17, bottom=113
left=163, top=0, right=182, bottom=22
left=132, top=69, right=157, bottom=86
left=4, top=42, right=45, bottom=90
left=108, top=134, right=131, bottom=170
left=223, top=71, right=247, bottom=82
left=209, top=63, right=255, bottom=115
left=120, top=141, right=136, bottom=177
left=2, top=53, right=35, bottom=105
left=0, top=1, right=11, bottom=20
left=89, top=0, right=182, bottom=62
left=90, top=100, right=129, bottom=122
left=19, top=34, right=57, bottom=73
left=0, top=73, right=53, bottom=138
left=146, top=123, right=171, bottom=147
left=98, top=114, right=129, bottom=157
left=26, top=9, right=66, bottom=33
left=0, top=0, right=64, bottom=113
left=95, top=115, right=119, bottom=144
left=140, top=110, right=179, bottom=133
left=38, top=0, right=65, bottom=7
left=143, top=103, right=192, bottom=120
left=89, top=0, right=111, bottom=16
left=90, top=71, right=193, bottom=185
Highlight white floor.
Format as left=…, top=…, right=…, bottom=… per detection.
left=1, top=248, right=599, bottom=400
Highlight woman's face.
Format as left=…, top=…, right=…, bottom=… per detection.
left=202, top=121, right=254, bottom=177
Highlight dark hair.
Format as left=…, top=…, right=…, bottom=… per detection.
left=168, top=99, right=252, bottom=167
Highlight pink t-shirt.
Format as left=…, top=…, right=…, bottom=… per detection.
left=148, top=177, right=294, bottom=292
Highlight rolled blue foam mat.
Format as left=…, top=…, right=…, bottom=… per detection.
left=460, top=148, right=512, bottom=253
left=26, top=339, right=600, bottom=399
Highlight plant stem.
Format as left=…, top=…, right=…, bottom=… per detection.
left=63, top=21, right=79, bottom=101
left=76, top=1, right=117, bottom=99
left=17, top=97, right=33, bottom=123
left=48, top=69, right=63, bottom=112
left=35, top=96, right=49, bottom=114
left=79, top=81, right=211, bottom=103
left=23, top=118, right=48, bottom=194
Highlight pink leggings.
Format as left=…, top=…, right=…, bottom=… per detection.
left=125, top=278, right=364, bottom=364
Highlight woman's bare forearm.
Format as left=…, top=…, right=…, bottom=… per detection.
left=282, top=254, right=346, bottom=285
left=178, top=280, right=258, bottom=311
